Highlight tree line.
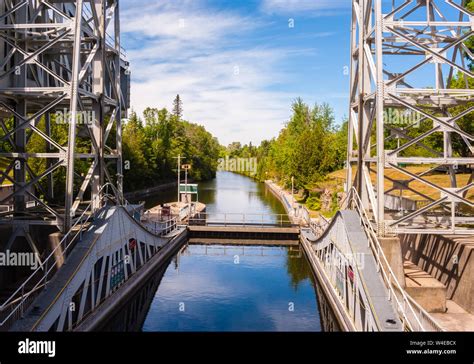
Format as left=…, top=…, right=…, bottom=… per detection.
left=123, top=99, right=221, bottom=191
left=0, top=95, right=221, bottom=201
left=225, top=98, right=348, bottom=197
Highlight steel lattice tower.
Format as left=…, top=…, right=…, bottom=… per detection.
left=347, top=0, right=474, bottom=235
left=0, top=0, right=128, bottom=246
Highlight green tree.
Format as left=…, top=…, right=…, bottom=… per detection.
left=172, top=94, right=183, bottom=120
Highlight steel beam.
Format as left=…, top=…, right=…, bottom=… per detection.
left=348, top=0, right=474, bottom=235
left=0, top=1, right=127, bottom=237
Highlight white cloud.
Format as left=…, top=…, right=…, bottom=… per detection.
left=123, top=9, right=252, bottom=42
left=261, top=0, right=348, bottom=14
left=127, top=48, right=296, bottom=145
left=122, top=0, right=316, bottom=145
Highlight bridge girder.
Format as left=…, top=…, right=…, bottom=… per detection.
left=348, top=0, right=474, bottom=235
left=0, top=0, right=128, bottom=234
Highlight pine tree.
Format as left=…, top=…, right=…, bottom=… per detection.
left=173, top=94, right=183, bottom=120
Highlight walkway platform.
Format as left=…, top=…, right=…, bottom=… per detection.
left=188, top=225, right=300, bottom=240
left=9, top=206, right=173, bottom=332
left=10, top=208, right=114, bottom=332
left=301, top=211, right=403, bottom=332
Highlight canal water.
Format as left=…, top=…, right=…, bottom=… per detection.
left=140, top=172, right=334, bottom=331
left=142, top=171, right=286, bottom=216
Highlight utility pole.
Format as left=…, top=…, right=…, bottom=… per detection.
left=173, top=154, right=185, bottom=202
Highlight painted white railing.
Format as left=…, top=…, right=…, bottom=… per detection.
left=0, top=205, right=13, bottom=213
left=344, top=187, right=444, bottom=331
left=82, top=5, right=127, bottom=58
left=0, top=184, right=116, bottom=329
left=188, top=212, right=295, bottom=228
left=0, top=201, right=37, bottom=213
left=303, top=214, right=379, bottom=331
left=141, top=214, right=179, bottom=236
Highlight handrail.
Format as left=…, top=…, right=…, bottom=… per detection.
left=0, top=183, right=116, bottom=327
left=346, top=187, right=444, bottom=332
left=188, top=212, right=295, bottom=228
left=266, top=180, right=294, bottom=211
left=31, top=204, right=181, bottom=331
left=305, top=215, right=378, bottom=331
left=142, top=215, right=179, bottom=236
left=82, top=5, right=127, bottom=59
left=0, top=283, right=46, bottom=312
left=0, top=205, right=13, bottom=212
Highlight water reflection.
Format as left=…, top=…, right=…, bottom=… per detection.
left=142, top=172, right=285, bottom=216
left=142, top=244, right=322, bottom=332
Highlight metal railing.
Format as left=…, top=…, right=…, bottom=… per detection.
left=188, top=212, right=295, bottom=228
left=266, top=180, right=316, bottom=227
left=266, top=180, right=294, bottom=212
left=82, top=5, right=127, bottom=59
left=346, top=187, right=444, bottom=332
left=0, top=184, right=116, bottom=330
left=0, top=283, right=46, bottom=332
left=0, top=205, right=13, bottom=213
left=305, top=217, right=379, bottom=331
left=0, top=201, right=37, bottom=213
left=48, top=206, right=172, bottom=331
left=142, top=213, right=179, bottom=236
left=183, top=245, right=301, bottom=257
left=309, top=214, right=330, bottom=238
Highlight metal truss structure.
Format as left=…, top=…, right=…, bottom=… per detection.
left=0, top=0, right=129, bottom=241
left=347, top=0, right=474, bottom=235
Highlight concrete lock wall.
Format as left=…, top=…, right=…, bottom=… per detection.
left=379, top=236, right=406, bottom=288
left=400, top=234, right=474, bottom=314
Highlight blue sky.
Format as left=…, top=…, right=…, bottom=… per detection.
left=120, top=0, right=351, bottom=145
